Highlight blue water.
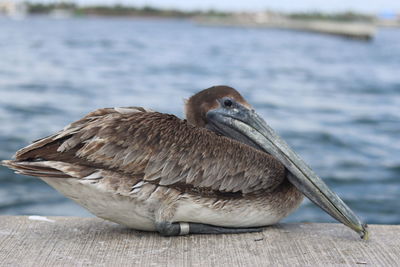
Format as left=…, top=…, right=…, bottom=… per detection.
left=0, top=17, right=399, bottom=224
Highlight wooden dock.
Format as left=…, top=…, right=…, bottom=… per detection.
left=0, top=216, right=399, bottom=266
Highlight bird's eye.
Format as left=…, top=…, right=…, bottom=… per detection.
left=223, top=99, right=233, bottom=107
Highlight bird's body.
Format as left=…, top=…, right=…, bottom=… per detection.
left=3, top=86, right=368, bottom=238
left=5, top=107, right=302, bottom=232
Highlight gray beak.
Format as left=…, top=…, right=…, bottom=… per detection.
left=207, top=103, right=369, bottom=240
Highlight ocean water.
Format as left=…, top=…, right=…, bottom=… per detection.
left=0, top=16, right=399, bottom=224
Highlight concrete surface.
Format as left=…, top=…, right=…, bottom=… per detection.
left=0, top=216, right=399, bottom=266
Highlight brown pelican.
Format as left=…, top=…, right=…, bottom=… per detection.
left=2, top=86, right=368, bottom=239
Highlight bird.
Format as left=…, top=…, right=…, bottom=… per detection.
left=2, top=85, right=368, bottom=238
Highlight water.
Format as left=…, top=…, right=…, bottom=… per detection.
left=0, top=16, right=399, bottom=224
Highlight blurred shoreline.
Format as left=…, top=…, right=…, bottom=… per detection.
left=0, top=2, right=398, bottom=25
left=1, top=2, right=399, bottom=40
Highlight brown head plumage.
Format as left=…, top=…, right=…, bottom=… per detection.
left=185, top=85, right=251, bottom=127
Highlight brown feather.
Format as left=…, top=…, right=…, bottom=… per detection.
left=3, top=106, right=286, bottom=197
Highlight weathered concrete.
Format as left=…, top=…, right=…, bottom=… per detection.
left=0, top=216, right=399, bottom=266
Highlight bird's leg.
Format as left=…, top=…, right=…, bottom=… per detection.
left=155, top=222, right=181, bottom=236
left=155, top=221, right=263, bottom=236
left=187, top=223, right=264, bottom=234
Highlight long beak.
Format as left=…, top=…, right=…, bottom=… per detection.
left=207, top=103, right=369, bottom=240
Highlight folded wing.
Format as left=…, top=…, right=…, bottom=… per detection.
left=3, top=107, right=286, bottom=195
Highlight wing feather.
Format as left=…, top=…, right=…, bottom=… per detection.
left=4, top=106, right=286, bottom=195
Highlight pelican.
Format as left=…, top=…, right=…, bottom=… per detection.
left=2, top=86, right=368, bottom=239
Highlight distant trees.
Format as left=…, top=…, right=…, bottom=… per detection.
left=23, top=2, right=227, bottom=18
left=26, top=2, right=77, bottom=14
left=23, top=2, right=374, bottom=22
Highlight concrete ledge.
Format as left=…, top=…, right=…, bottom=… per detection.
left=0, top=216, right=399, bottom=266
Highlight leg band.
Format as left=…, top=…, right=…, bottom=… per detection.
left=179, top=222, right=190, bottom=235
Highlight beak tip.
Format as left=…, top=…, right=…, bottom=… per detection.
left=360, top=223, right=369, bottom=240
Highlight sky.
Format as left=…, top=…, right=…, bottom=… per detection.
left=29, top=0, right=400, bottom=13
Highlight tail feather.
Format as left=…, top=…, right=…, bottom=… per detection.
left=2, top=159, right=142, bottom=197
left=1, top=160, right=95, bottom=179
